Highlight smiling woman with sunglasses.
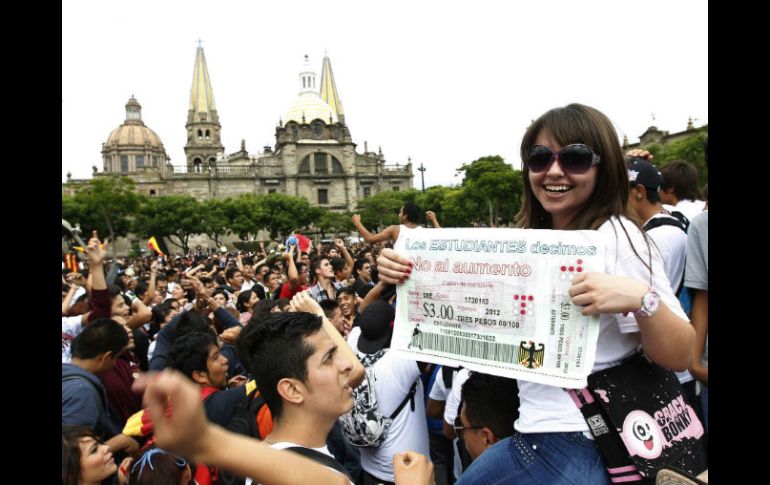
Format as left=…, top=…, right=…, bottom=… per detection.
left=376, top=103, right=695, bottom=485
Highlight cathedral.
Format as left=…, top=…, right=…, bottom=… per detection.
left=63, top=45, right=414, bottom=211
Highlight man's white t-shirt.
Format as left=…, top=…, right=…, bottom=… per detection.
left=61, top=315, right=86, bottom=363
left=645, top=213, right=688, bottom=294
left=245, top=441, right=351, bottom=485
left=663, top=199, right=705, bottom=221
left=354, top=349, right=430, bottom=483
left=515, top=216, right=688, bottom=434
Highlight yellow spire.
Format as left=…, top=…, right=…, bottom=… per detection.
left=189, top=44, right=217, bottom=116
left=320, top=53, right=344, bottom=119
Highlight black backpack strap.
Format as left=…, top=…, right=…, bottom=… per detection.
left=389, top=379, right=419, bottom=419
left=284, top=446, right=353, bottom=483
left=442, top=365, right=454, bottom=390
left=643, top=214, right=688, bottom=233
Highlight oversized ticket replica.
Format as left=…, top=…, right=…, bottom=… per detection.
left=393, top=226, right=607, bottom=389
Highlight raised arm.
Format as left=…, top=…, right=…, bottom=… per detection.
left=351, top=214, right=399, bottom=244
left=358, top=280, right=391, bottom=313
left=142, top=260, right=158, bottom=306
left=335, top=239, right=354, bottom=279
left=425, top=211, right=441, bottom=228
left=568, top=272, right=695, bottom=371
left=133, top=371, right=349, bottom=485
left=62, top=272, right=86, bottom=315
left=284, top=245, right=299, bottom=290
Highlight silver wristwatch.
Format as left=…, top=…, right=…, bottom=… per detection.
left=633, top=289, right=661, bottom=317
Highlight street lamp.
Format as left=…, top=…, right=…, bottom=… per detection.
left=417, top=161, right=426, bottom=192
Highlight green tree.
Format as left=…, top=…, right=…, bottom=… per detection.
left=228, top=194, right=268, bottom=241
left=658, top=128, right=708, bottom=187
left=439, top=186, right=477, bottom=227
left=261, top=193, right=318, bottom=241
left=133, top=195, right=203, bottom=254
left=455, top=156, right=523, bottom=226
left=63, top=175, right=141, bottom=240
left=355, top=190, right=414, bottom=230
left=315, top=209, right=354, bottom=238
left=200, top=198, right=231, bottom=247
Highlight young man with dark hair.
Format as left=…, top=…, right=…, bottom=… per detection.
left=351, top=258, right=375, bottom=297
left=168, top=332, right=247, bottom=427
left=659, top=160, right=706, bottom=220
left=456, top=372, right=519, bottom=461
left=336, top=287, right=358, bottom=333
left=235, top=292, right=365, bottom=483
left=224, top=266, right=244, bottom=294
left=319, top=299, right=347, bottom=336
left=308, top=257, right=342, bottom=303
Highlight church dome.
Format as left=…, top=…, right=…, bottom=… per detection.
left=283, top=55, right=338, bottom=125
left=284, top=92, right=338, bottom=125
left=104, top=96, right=165, bottom=149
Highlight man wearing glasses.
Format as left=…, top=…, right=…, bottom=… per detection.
left=453, top=372, right=519, bottom=464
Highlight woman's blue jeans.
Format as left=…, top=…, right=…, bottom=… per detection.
left=456, top=431, right=611, bottom=485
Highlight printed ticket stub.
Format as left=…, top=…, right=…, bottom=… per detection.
left=392, top=226, right=606, bottom=388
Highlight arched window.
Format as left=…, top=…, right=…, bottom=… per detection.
left=312, top=121, right=323, bottom=138
left=331, top=156, right=343, bottom=174
left=291, top=125, right=298, bottom=138
left=299, top=155, right=310, bottom=174
left=205, top=129, right=210, bottom=140
left=208, top=157, right=216, bottom=167
left=314, top=153, right=327, bottom=174
left=120, top=156, right=129, bottom=173
left=194, top=158, right=202, bottom=173
left=318, top=189, right=328, bottom=204
left=136, top=155, right=144, bottom=168
left=197, top=129, right=203, bottom=139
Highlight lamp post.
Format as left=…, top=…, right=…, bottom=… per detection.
left=418, top=162, right=426, bottom=192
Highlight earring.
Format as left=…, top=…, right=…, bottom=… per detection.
left=635, top=195, right=642, bottom=200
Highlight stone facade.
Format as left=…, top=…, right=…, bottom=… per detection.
left=623, top=118, right=706, bottom=152
left=63, top=49, right=413, bottom=211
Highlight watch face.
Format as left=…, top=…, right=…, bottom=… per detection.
left=642, top=291, right=661, bottom=313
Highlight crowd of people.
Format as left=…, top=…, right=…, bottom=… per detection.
left=62, top=103, right=708, bottom=485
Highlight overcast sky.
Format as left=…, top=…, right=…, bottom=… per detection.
left=62, top=0, right=707, bottom=188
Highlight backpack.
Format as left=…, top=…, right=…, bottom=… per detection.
left=339, top=349, right=419, bottom=448
left=202, top=382, right=274, bottom=485
left=643, top=211, right=693, bottom=314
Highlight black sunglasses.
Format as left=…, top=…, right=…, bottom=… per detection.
left=526, top=144, right=601, bottom=174
left=453, top=415, right=484, bottom=438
